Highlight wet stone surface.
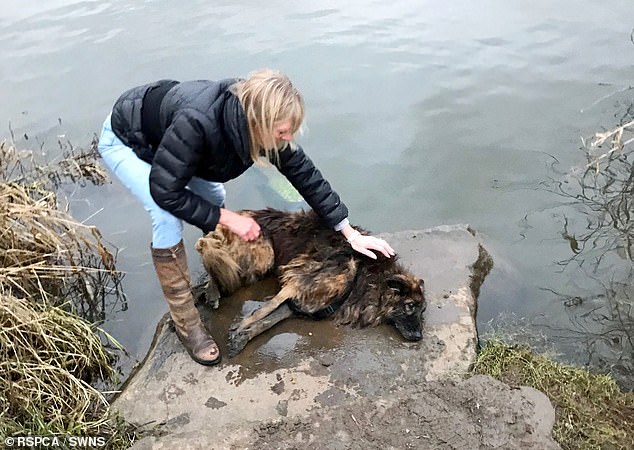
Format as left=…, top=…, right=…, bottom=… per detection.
left=113, top=225, right=560, bottom=449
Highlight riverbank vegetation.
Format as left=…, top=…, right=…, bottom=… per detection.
left=477, top=116, right=634, bottom=449
left=0, top=139, right=133, bottom=448
left=474, top=340, right=633, bottom=450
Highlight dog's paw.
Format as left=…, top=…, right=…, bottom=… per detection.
left=227, top=328, right=250, bottom=357
left=206, top=280, right=221, bottom=309
left=228, top=316, right=253, bottom=335
left=228, top=319, right=242, bottom=333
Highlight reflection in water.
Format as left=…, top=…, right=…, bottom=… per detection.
left=542, top=110, right=634, bottom=390
left=197, top=278, right=348, bottom=383
left=257, top=333, right=304, bottom=359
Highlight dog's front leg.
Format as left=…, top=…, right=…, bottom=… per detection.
left=232, top=285, right=295, bottom=331
left=227, top=303, right=294, bottom=356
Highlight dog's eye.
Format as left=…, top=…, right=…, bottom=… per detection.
left=405, top=303, right=414, bottom=314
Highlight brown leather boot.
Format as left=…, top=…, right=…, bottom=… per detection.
left=151, top=240, right=221, bottom=366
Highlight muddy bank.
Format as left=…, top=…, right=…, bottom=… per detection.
left=113, top=225, right=559, bottom=449
left=138, top=375, right=558, bottom=450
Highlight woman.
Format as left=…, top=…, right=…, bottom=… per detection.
left=97, top=69, right=395, bottom=366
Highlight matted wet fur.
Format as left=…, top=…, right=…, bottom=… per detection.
left=195, top=208, right=426, bottom=356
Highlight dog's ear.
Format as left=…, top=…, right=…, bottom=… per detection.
left=386, top=274, right=410, bottom=294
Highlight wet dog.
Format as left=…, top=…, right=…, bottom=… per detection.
left=195, top=208, right=426, bottom=356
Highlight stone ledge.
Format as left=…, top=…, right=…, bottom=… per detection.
left=112, top=225, right=558, bottom=449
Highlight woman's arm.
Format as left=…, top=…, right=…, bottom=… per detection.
left=274, top=144, right=348, bottom=228
left=275, top=145, right=395, bottom=259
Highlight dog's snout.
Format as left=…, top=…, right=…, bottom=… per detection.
left=409, top=329, right=423, bottom=341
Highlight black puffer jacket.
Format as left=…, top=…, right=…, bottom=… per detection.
left=110, top=79, right=348, bottom=234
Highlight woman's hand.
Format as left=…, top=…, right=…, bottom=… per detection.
left=345, top=229, right=395, bottom=260
left=219, top=209, right=261, bottom=241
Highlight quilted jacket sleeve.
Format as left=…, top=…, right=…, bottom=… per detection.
left=149, top=110, right=221, bottom=233
left=275, top=145, right=348, bottom=228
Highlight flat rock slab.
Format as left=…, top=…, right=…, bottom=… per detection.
left=113, top=225, right=558, bottom=449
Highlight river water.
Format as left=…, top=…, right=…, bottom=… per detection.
left=2, top=0, right=633, bottom=387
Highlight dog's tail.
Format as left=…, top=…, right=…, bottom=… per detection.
left=195, top=235, right=242, bottom=294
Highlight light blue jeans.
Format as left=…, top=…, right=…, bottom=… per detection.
left=97, top=114, right=226, bottom=249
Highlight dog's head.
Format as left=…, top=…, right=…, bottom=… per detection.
left=384, top=273, right=426, bottom=341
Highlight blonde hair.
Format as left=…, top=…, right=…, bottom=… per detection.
left=230, top=69, right=305, bottom=165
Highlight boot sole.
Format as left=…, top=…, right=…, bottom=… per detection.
left=191, top=353, right=222, bottom=366
left=173, top=326, right=222, bottom=366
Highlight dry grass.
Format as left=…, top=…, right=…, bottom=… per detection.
left=0, top=136, right=109, bottom=189
left=0, top=138, right=132, bottom=447
left=0, top=139, right=121, bottom=320
left=584, top=118, right=634, bottom=172
left=0, top=295, right=125, bottom=440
